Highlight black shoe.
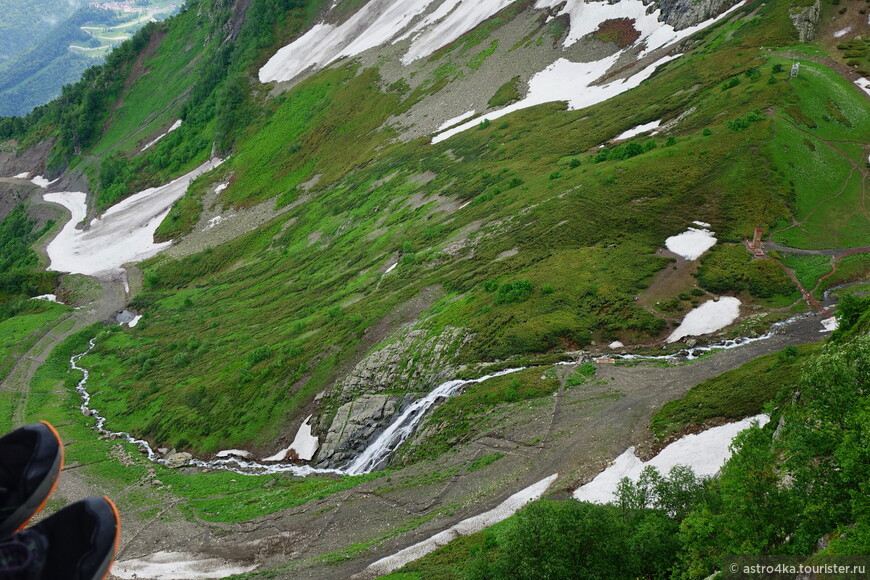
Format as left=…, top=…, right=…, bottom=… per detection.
left=0, top=422, right=64, bottom=539
left=0, top=496, right=120, bottom=580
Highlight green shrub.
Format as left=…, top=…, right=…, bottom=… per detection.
left=493, top=280, right=534, bottom=305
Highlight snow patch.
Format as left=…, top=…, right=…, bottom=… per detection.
left=365, top=473, right=558, bottom=576
left=263, top=415, right=319, bottom=462
left=384, top=262, right=398, bottom=274
left=820, top=317, right=839, bottom=333
left=534, top=0, right=745, bottom=57
left=692, top=220, right=711, bottom=228
left=214, top=182, right=228, bottom=194
left=204, top=215, right=233, bottom=230
left=112, top=551, right=256, bottom=580
left=434, top=53, right=678, bottom=143
left=398, top=0, right=515, bottom=64
left=142, top=119, right=182, bottom=151
left=43, top=158, right=223, bottom=277
left=31, top=175, right=58, bottom=188
left=615, top=120, right=661, bottom=140
left=856, top=78, right=870, bottom=97
left=259, top=0, right=520, bottom=82
left=574, top=415, right=768, bottom=504
left=13, top=172, right=30, bottom=179
left=665, top=225, right=717, bottom=260
left=833, top=26, right=852, bottom=38
left=608, top=340, right=624, bottom=349
left=436, top=110, right=477, bottom=132
left=31, top=294, right=58, bottom=303
left=215, top=449, right=252, bottom=459
left=127, top=314, right=143, bottom=327
left=667, top=297, right=741, bottom=343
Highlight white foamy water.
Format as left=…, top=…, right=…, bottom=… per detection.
left=573, top=414, right=768, bottom=504
left=343, top=367, right=524, bottom=474
left=71, top=335, right=526, bottom=477
left=667, top=297, right=741, bottom=343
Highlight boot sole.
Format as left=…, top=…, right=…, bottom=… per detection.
left=0, top=420, right=64, bottom=538
left=96, top=495, right=121, bottom=580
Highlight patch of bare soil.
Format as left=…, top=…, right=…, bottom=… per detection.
left=637, top=248, right=702, bottom=309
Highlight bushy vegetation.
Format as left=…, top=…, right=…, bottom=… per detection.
left=0, top=206, right=57, bottom=322
left=697, top=245, right=797, bottom=299
left=650, top=342, right=819, bottom=442
left=391, top=302, right=870, bottom=578
left=488, top=76, right=522, bottom=107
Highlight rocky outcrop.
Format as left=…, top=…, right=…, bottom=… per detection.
left=789, top=0, right=821, bottom=43
left=313, top=325, right=471, bottom=467
left=646, top=0, right=740, bottom=30
left=314, top=394, right=410, bottom=467
left=336, top=325, right=471, bottom=402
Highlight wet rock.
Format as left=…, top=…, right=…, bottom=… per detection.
left=165, top=452, right=193, bottom=468
left=314, top=394, right=403, bottom=467
left=336, top=326, right=471, bottom=403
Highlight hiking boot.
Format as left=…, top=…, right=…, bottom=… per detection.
left=0, top=422, right=64, bottom=539
left=0, top=496, right=121, bottom=580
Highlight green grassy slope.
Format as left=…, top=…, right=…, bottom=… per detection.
left=50, top=0, right=869, bottom=454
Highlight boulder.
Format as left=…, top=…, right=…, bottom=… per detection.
left=165, top=452, right=193, bottom=468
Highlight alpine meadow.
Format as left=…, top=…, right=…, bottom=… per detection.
left=0, top=0, right=868, bottom=577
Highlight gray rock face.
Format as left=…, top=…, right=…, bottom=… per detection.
left=314, top=394, right=406, bottom=468
left=789, top=0, right=821, bottom=43
left=313, top=325, right=471, bottom=467
left=336, top=325, right=471, bottom=402
left=645, top=0, right=741, bottom=30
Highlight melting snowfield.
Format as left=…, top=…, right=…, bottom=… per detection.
left=142, top=119, right=182, bottom=150
left=112, top=551, right=256, bottom=580
left=260, top=0, right=744, bottom=143
left=667, top=297, right=741, bottom=343
left=665, top=225, right=717, bottom=260
left=573, top=414, right=769, bottom=504
left=364, top=473, right=559, bottom=577
left=43, top=159, right=222, bottom=276
left=820, top=317, right=839, bottom=333
left=31, top=175, right=57, bottom=188
left=433, top=53, right=678, bottom=143
left=263, top=415, right=319, bottom=462
left=615, top=119, right=661, bottom=140
left=259, top=0, right=515, bottom=83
